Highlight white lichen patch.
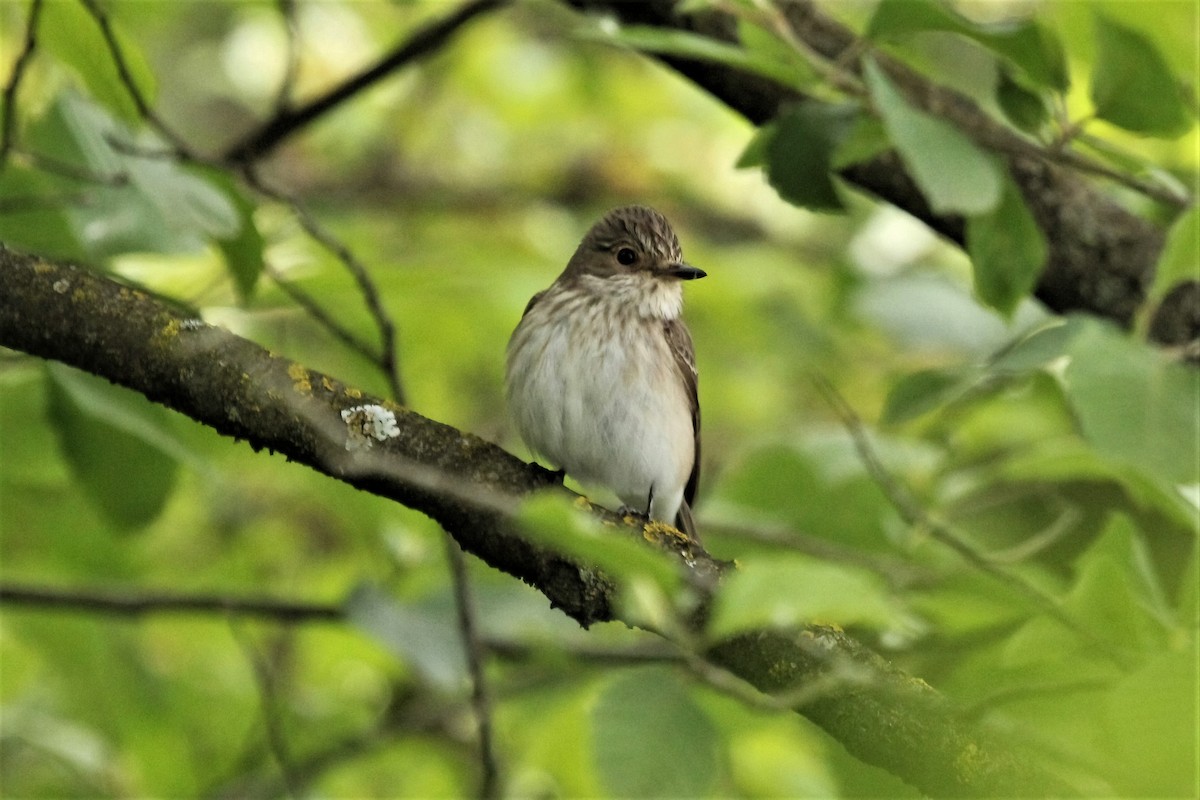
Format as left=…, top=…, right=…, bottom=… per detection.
left=341, top=404, right=400, bottom=451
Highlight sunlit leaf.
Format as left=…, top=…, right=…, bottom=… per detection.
left=966, top=176, right=1047, bottom=317
left=709, top=554, right=900, bottom=637
left=1091, top=13, right=1196, bottom=137
left=586, top=24, right=808, bottom=90
left=44, top=364, right=182, bottom=529
left=592, top=667, right=719, bottom=798
left=1099, top=650, right=1200, bottom=796
left=864, top=58, right=1003, bottom=215
left=516, top=492, right=682, bottom=611
left=867, top=0, right=1068, bottom=90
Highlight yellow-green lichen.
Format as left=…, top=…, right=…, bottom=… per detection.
left=287, top=362, right=312, bottom=394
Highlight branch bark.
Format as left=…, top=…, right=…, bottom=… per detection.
left=0, top=247, right=1076, bottom=797
left=565, top=0, right=1173, bottom=329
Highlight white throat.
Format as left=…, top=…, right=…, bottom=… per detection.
left=581, top=273, right=683, bottom=320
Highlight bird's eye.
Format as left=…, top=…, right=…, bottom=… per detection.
left=616, top=247, right=637, bottom=266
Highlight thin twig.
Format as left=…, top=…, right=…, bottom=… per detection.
left=231, top=624, right=302, bottom=800
left=223, top=0, right=506, bottom=164
left=0, top=0, right=43, bottom=170
left=445, top=540, right=501, bottom=799
left=810, top=374, right=1129, bottom=664
left=243, top=167, right=407, bottom=403
left=272, top=0, right=301, bottom=118
left=77, top=0, right=197, bottom=159
left=0, top=583, right=344, bottom=621
left=705, top=518, right=933, bottom=587
left=262, top=261, right=383, bottom=364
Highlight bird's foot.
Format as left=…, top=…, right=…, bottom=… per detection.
left=616, top=505, right=650, bottom=524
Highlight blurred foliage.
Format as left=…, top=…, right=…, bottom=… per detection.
left=0, top=0, right=1196, bottom=797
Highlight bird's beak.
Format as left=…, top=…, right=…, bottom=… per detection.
left=664, top=263, right=706, bottom=280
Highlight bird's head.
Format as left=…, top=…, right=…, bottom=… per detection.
left=565, top=206, right=706, bottom=284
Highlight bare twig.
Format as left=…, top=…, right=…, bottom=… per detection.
left=0, top=0, right=43, bottom=170
left=445, top=540, right=501, bottom=799
left=231, top=624, right=302, bottom=800
left=242, top=167, right=407, bottom=404
left=810, top=375, right=1130, bottom=664
left=0, top=582, right=344, bottom=621
left=77, top=0, right=197, bottom=159
left=272, top=0, right=301, bottom=117
left=223, top=0, right=507, bottom=164
left=262, top=261, right=383, bottom=363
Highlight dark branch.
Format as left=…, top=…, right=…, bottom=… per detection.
left=0, top=0, right=42, bottom=168
left=565, top=0, right=1169, bottom=328
left=223, top=0, right=507, bottom=164
left=0, top=582, right=343, bottom=622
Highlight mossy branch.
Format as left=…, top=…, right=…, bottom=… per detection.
left=0, top=246, right=1075, bottom=797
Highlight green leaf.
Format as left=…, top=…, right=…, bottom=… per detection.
left=995, top=67, right=1050, bottom=133
left=708, top=442, right=899, bottom=551
left=1063, top=318, right=1199, bottom=485
left=763, top=103, right=857, bottom=212
left=44, top=364, right=182, bottom=529
left=592, top=667, right=719, bottom=798
left=881, top=366, right=976, bottom=425
left=28, top=92, right=239, bottom=258
left=1099, top=651, right=1200, bottom=796
left=516, top=493, right=683, bottom=627
left=866, top=0, right=1068, bottom=90
left=1090, top=14, right=1196, bottom=137
left=1149, top=203, right=1199, bottom=301
left=864, top=58, right=1003, bottom=216
left=736, top=122, right=775, bottom=169
left=195, top=168, right=265, bottom=299
left=830, top=115, right=891, bottom=170
left=1065, top=515, right=1167, bottom=651
left=966, top=176, right=1047, bottom=317
left=0, top=166, right=87, bottom=261
left=39, top=0, right=157, bottom=124
left=585, top=24, right=808, bottom=91
left=709, top=554, right=900, bottom=637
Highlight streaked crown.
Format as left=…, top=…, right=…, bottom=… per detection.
left=581, top=206, right=683, bottom=265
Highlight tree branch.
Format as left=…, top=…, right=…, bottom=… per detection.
left=222, top=0, right=507, bottom=164
left=566, top=0, right=1171, bottom=328
left=0, top=247, right=1076, bottom=797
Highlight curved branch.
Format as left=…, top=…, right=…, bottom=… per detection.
left=567, top=0, right=1170, bottom=328
left=0, top=247, right=1075, bottom=798
left=222, top=0, right=506, bottom=164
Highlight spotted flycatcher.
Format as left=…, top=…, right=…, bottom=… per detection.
left=506, top=206, right=705, bottom=539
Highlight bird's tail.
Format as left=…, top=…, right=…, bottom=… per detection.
left=675, top=501, right=701, bottom=545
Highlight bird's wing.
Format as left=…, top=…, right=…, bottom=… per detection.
left=520, top=290, right=547, bottom=319
left=664, top=318, right=700, bottom=510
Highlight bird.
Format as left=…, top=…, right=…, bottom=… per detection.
left=505, top=205, right=705, bottom=540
